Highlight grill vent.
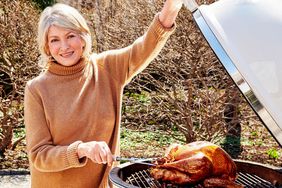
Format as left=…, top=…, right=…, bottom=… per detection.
left=125, top=169, right=277, bottom=188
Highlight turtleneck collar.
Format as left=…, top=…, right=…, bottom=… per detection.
left=47, top=58, right=87, bottom=76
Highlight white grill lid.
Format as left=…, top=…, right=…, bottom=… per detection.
left=192, top=0, right=282, bottom=146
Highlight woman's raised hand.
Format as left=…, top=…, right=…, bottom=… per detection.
left=168, top=0, right=184, bottom=10
left=159, top=0, right=184, bottom=28
left=77, top=141, right=113, bottom=166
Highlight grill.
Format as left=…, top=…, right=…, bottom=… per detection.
left=110, top=1, right=282, bottom=187
left=109, top=160, right=282, bottom=188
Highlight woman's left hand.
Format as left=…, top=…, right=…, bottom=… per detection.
left=166, top=0, right=184, bottom=10
left=159, top=0, right=184, bottom=28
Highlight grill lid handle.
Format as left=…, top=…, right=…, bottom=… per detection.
left=183, top=0, right=198, bottom=12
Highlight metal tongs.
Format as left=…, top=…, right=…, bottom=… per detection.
left=113, top=156, right=158, bottom=166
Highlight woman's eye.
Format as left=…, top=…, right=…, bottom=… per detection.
left=67, top=34, right=76, bottom=39
left=50, top=39, right=58, bottom=43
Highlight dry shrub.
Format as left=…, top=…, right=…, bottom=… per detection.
left=0, top=0, right=40, bottom=156
left=0, top=0, right=266, bottom=158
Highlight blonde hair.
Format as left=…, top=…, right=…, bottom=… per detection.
left=37, top=3, right=92, bottom=68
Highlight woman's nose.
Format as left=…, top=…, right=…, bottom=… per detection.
left=60, top=40, right=70, bottom=50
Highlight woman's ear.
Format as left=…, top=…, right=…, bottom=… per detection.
left=82, top=39, right=86, bottom=49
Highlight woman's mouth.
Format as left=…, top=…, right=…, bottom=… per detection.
left=60, top=51, right=74, bottom=58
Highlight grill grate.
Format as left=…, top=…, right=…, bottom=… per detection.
left=236, top=172, right=276, bottom=188
left=126, top=170, right=161, bottom=188
left=125, top=169, right=277, bottom=188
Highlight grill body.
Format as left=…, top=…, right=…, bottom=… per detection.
left=109, top=160, right=282, bottom=188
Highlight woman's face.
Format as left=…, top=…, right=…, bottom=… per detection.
left=47, top=25, right=85, bottom=66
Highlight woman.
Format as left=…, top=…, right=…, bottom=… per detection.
left=24, top=0, right=184, bottom=187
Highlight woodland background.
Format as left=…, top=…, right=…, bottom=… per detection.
left=0, top=0, right=281, bottom=170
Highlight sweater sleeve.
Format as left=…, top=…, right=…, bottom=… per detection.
left=94, top=12, right=176, bottom=85
left=24, top=82, right=87, bottom=172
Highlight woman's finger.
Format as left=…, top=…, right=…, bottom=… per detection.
left=106, top=152, right=113, bottom=166
left=99, top=145, right=108, bottom=164
left=102, top=144, right=113, bottom=166
left=92, top=151, right=103, bottom=164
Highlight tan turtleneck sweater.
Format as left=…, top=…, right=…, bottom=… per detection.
left=24, top=14, right=175, bottom=188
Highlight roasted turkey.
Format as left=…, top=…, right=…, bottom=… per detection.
left=150, top=141, right=243, bottom=188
